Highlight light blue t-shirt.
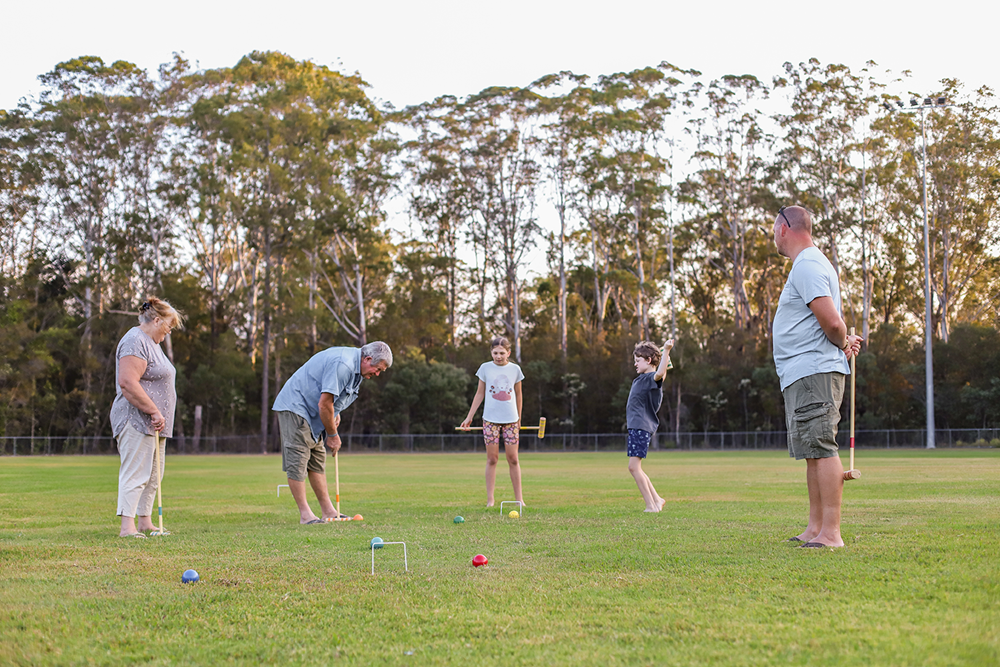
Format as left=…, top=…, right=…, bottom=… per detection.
left=272, top=347, right=363, bottom=441
left=773, top=246, right=851, bottom=391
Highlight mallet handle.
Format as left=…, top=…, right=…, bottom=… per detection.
left=153, top=431, right=164, bottom=534
left=455, top=418, right=545, bottom=438
left=850, top=326, right=856, bottom=472
left=334, top=451, right=340, bottom=516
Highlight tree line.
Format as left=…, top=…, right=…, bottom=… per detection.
left=2, top=52, right=999, bottom=445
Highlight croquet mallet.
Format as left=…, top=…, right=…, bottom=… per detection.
left=330, top=451, right=351, bottom=521
left=456, top=417, right=546, bottom=439
left=150, top=431, right=167, bottom=535
left=844, top=327, right=861, bottom=481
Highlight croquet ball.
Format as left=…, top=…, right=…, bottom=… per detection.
left=370, top=537, right=384, bottom=549
left=508, top=510, right=519, bottom=519
left=453, top=516, right=465, bottom=523
left=472, top=554, right=488, bottom=567
left=353, top=514, right=363, bottom=521
left=181, top=569, right=199, bottom=584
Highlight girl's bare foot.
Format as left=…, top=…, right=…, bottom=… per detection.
left=657, top=497, right=666, bottom=510
left=643, top=507, right=660, bottom=513
left=486, top=502, right=494, bottom=508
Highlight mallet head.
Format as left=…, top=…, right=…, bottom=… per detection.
left=843, top=469, right=861, bottom=481
left=537, top=417, right=546, bottom=439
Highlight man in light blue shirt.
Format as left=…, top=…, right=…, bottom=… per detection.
left=273, top=341, right=392, bottom=524
left=772, top=206, right=861, bottom=549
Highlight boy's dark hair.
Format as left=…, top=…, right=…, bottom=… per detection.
left=490, top=336, right=511, bottom=352
left=633, top=341, right=661, bottom=367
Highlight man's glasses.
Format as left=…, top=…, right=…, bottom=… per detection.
left=778, top=206, right=792, bottom=228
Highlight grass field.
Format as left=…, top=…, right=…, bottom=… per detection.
left=1, top=449, right=998, bottom=666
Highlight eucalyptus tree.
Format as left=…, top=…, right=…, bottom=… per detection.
left=403, top=96, right=468, bottom=349
left=871, top=83, right=1000, bottom=343
left=591, top=65, right=690, bottom=339
left=164, top=59, right=248, bottom=353
left=453, top=86, right=543, bottom=361
left=568, top=64, right=692, bottom=340
left=920, top=82, right=1000, bottom=340
left=312, top=126, right=399, bottom=347
left=681, top=74, right=775, bottom=333
left=530, top=71, right=592, bottom=361
left=0, top=105, right=44, bottom=277
left=28, top=56, right=158, bottom=430
left=773, top=60, right=878, bottom=338
left=183, top=51, right=390, bottom=447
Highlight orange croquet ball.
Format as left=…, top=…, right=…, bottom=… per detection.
left=353, top=514, right=363, bottom=521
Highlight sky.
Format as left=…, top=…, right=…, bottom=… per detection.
left=2, top=0, right=996, bottom=113
left=3, top=0, right=994, bottom=296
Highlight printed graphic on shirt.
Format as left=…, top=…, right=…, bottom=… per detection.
left=489, top=374, right=513, bottom=401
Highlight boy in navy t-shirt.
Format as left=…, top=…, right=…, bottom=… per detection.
left=626, top=339, right=674, bottom=512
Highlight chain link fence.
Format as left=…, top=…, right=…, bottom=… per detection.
left=2, top=428, right=999, bottom=456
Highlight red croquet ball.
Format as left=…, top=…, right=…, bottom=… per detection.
left=472, top=554, right=488, bottom=567
left=353, top=514, right=363, bottom=521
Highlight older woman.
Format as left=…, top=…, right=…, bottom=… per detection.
left=110, top=297, right=184, bottom=538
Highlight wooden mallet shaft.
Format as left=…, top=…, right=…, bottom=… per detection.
left=334, top=450, right=340, bottom=516
left=456, top=417, right=546, bottom=439
left=153, top=431, right=164, bottom=533
left=844, top=326, right=861, bottom=481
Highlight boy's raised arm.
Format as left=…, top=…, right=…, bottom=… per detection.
left=654, top=339, right=675, bottom=381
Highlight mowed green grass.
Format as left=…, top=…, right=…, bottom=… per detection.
left=1, top=450, right=998, bottom=666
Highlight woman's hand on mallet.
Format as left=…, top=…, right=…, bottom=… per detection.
left=150, top=410, right=166, bottom=432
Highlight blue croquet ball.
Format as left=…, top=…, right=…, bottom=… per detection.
left=454, top=516, right=465, bottom=523
left=181, top=569, right=199, bottom=583
left=370, top=537, right=384, bottom=549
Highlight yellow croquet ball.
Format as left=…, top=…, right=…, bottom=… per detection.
left=509, top=510, right=519, bottom=519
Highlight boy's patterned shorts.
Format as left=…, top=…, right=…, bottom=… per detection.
left=627, top=429, right=652, bottom=458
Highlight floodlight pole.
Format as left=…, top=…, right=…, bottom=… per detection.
left=918, top=105, right=936, bottom=450
left=885, top=96, right=956, bottom=449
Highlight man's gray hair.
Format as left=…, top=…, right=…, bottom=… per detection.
left=360, top=341, right=393, bottom=368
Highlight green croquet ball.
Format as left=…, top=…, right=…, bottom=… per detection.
left=454, top=516, right=465, bottom=523
left=370, top=537, right=384, bottom=549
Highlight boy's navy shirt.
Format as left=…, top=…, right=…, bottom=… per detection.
left=626, top=372, right=663, bottom=433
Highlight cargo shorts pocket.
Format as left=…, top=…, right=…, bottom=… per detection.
left=792, top=402, right=837, bottom=450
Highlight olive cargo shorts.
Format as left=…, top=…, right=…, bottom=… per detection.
left=278, top=411, right=326, bottom=481
left=782, top=372, right=846, bottom=460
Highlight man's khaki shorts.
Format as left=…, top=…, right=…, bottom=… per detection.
left=782, top=372, right=845, bottom=460
left=278, top=411, right=325, bottom=481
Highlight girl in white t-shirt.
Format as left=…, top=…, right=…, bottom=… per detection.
left=460, top=336, right=525, bottom=508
